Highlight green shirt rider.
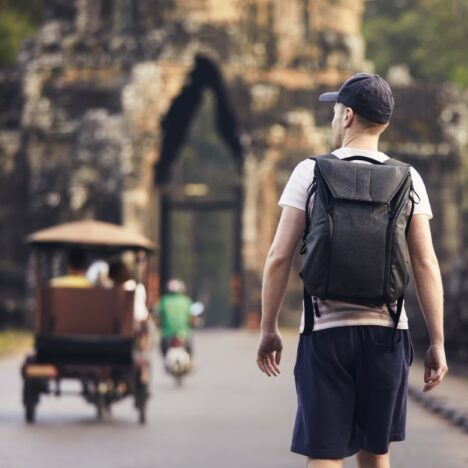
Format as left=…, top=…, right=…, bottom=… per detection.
left=156, top=279, right=196, bottom=356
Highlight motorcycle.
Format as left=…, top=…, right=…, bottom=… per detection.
left=163, top=302, right=204, bottom=387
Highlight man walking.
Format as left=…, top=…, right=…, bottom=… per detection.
left=256, top=73, right=448, bottom=468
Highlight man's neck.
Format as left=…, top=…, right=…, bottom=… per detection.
left=341, top=134, right=380, bottom=152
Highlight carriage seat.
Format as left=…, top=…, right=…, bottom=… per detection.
left=36, top=287, right=135, bottom=365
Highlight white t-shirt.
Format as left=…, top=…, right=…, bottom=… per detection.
left=278, top=147, right=433, bottom=332
left=124, top=280, right=149, bottom=322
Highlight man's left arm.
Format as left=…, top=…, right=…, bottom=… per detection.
left=257, top=206, right=305, bottom=377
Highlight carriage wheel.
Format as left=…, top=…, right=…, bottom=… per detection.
left=135, top=385, right=147, bottom=425
left=96, top=400, right=104, bottom=421
left=138, top=402, right=146, bottom=425
left=96, top=396, right=111, bottom=421
left=134, top=378, right=148, bottom=425
left=25, top=403, right=36, bottom=424
left=23, top=379, right=39, bottom=424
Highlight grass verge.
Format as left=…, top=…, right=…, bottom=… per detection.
left=0, top=330, right=33, bottom=357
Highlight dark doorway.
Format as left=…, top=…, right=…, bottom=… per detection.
left=155, top=56, right=243, bottom=327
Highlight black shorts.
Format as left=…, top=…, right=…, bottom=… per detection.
left=291, top=326, right=414, bottom=460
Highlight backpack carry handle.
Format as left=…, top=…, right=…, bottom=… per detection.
left=342, top=155, right=385, bottom=164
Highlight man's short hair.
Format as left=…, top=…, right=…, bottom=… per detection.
left=355, top=112, right=387, bottom=132
left=109, top=259, right=131, bottom=284
left=67, top=247, right=87, bottom=271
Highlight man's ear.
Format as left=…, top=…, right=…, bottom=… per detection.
left=344, top=107, right=354, bottom=128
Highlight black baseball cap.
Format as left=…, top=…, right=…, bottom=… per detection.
left=319, top=73, right=394, bottom=124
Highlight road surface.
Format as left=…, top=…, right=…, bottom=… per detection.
left=0, top=330, right=467, bottom=467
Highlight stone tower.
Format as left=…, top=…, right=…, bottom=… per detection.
left=0, top=0, right=368, bottom=324
left=2, top=0, right=467, bottom=337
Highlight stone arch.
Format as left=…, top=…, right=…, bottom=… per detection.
left=154, top=55, right=244, bottom=327
left=155, top=55, right=243, bottom=184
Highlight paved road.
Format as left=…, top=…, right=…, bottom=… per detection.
left=0, top=330, right=467, bottom=468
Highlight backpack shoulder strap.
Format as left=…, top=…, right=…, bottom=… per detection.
left=385, top=157, right=414, bottom=348
left=301, top=153, right=338, bottom=335
left=383, top=157, right=410, bottom=167
left=300, top=154, right=335, bottom=255
left=309, top=153, right=339, bottom=162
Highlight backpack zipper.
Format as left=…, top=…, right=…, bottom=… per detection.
left=383, top=174, right=411, bottom=302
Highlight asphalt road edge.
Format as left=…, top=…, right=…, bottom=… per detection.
left=408, top=384, right=468, bottom=433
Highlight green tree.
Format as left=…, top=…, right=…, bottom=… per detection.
left=0, top=0, right=42, bottom=68
left=365, top=0, right=419, bottom=18
left=415, top=0, right=468, bottom=86
left=363, top=0, right=468, bottom=87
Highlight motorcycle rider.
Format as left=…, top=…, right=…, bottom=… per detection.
left=156, top=279, right=195, bottom=357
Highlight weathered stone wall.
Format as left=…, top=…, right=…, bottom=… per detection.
left=0, top=0, right=467, bottom=357
left=0, top=72, right=28, bottom=324
left=0, top=0, right=367, bottom=324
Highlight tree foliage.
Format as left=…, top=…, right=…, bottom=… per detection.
left=363, top=0, right=468, bottom=87
left=0, top=0, right=42, bottom=68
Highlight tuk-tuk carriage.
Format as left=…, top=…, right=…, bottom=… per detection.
left=21, top=220, right=157, bottom=424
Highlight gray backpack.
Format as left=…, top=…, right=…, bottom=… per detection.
left=299, top=154, right=416, bottom=337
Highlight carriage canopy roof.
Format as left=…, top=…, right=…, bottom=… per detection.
left=27, top=220, right=156, bottom=252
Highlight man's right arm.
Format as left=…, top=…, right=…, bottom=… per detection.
left=407, top=214, right=448, bottom=391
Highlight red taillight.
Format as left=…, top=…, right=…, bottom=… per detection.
left=170, top=337, right=183, bottom=347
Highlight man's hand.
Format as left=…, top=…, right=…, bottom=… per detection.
left=256, top=331, right=283, bottom=377
left=423, top=344, right=448, bottom=392
left=257, top=207, right=303, bottom=378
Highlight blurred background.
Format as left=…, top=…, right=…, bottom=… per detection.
left=0, top=1, right=467, bottom=467
left=1, top=0, right=467, bottom=361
